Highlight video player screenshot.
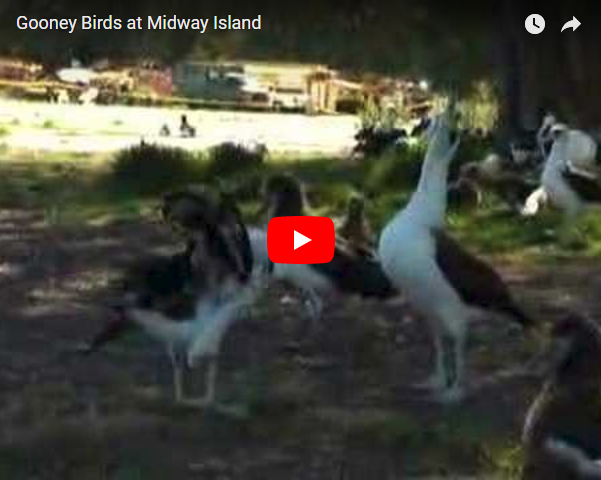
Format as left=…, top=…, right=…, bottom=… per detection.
left=0, top=1, right=600, bottom=478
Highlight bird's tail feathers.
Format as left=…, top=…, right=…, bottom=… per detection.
left=81, top=312, right=134, bottom=354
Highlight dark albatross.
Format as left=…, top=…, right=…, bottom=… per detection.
left=83, top=187, right=259, bottom=407
left=245, top=173, right=397, bottom=324
left=522, top=314, right=601, bottom=479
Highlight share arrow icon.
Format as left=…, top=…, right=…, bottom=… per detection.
left=561, top=16, right=581, bottom=32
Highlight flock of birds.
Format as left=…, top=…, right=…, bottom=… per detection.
left=77, top=102, right=601, bottom=478
left=451, top=112, right=601, bottom=243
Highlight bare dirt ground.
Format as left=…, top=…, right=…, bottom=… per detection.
left=1, top=208, right=601, bottom=479
left=0, top=100, right=358, bottom=155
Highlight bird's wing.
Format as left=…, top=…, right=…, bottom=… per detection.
left=200, top=200, right=254, bottom=284
left=562, top=166, right=601, bottom=202
left=434, top=231, right=532, bottom=326
left=311, top=243, right=396, bottom=298
left=82, top=311, right=135, bottom=354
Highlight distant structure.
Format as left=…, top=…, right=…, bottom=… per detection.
left=172, top=60, right=362, bottom=113
left=0, top=58, right=43, bottom=81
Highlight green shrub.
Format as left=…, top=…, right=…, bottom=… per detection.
left=198, top=142, right=268, bottom=202
left=109, top=142, right=202, bottom=195
left=364, top=142, right=426, bottom=193
left=358, top=96, right=381, bottom=128
left=205, top=141, right=267, bottom=178
left=458, top=81, right=499, bottom=133
left=309, top=182, right=356, bottom=213
left=358, top=95, right=406, bottom=130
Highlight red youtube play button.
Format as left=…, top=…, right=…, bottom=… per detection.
left=267, top=216, right=335, bottom=264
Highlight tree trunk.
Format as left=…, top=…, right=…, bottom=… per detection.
left=496, top=1, right=601, bottom=132
left=496, top=0, right=526, bottom=135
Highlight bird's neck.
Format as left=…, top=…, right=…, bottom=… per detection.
left=545, top=138, right=569, bottom=170
left=404, top=153, right=452, bottom=228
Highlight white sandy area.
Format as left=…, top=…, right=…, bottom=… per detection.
left=0, top=99, right=359, bottom=155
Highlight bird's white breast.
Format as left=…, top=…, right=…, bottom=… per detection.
left=247, top=226, right=269, bottom=272
left=378, top=211, right=466, bottom=318
left=542, top=161, right=581, bottom=209
left=379, top=212, right=435, bottom=285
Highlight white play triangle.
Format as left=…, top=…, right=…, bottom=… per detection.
left=294, top=230, right=312, bottom=250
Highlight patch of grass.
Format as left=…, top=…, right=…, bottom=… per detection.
left=481, top=441, right=524, bottom=479
left=206, top=142, right=267, bottom=177
left=404, top=410, right=516, bottom=475
left=363, top=143, right=425, bottom=194
left=308, top=181, right=357, bottom=214
left=450, top=209, right=559, bottom=255
left=307, top=406, right=431, bottom=450
left=108, top=142, right=204, bottom=196
left=0, top=151, right=153, bottom=224
left=2, top=145, right=601, bottom=267
left=579, top=212, right=601, bottom=259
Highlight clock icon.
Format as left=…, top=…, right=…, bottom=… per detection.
left=525, top=14, right=545, bottom=34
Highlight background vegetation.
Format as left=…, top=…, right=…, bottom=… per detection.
left=1, top=1, right=599, bottom=131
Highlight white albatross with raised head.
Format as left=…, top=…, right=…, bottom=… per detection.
left=378, top=102, right=533, bottom=403
left=538, top=127, right=601, bottom=239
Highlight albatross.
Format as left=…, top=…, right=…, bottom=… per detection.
left=537, top=127, right=601, bottom=240
left=522, top=314, right=601, bottom=479
left=378, top=101, right=533, bottom=403
left=82, top=187, right=259, bottom=407
left=247, top=173, right=397, bottom=325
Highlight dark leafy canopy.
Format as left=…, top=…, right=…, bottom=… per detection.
left=0, top=0, right=492, bottom=74
left=1, top=0, right=601, bottom=127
